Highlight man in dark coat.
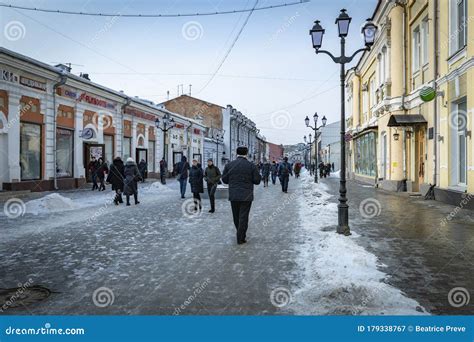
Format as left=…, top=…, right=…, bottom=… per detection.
left=138, top=159, right=147, bottom=183
left=204, top=159, right=221, bottom=213
left=270, top=160, right=278, bottom=185
left=88, top=156, right=99, bottom=190
left=261, top=159, right=271, bottom=187
left=176, top=156, right=190, bottom=198
left=159, top=158, right=168, bottom=184
left=96, top=157, right=109, bottom=191
left=189, top=160, right=204, bottom=212
left=222, top=146, right=261, bottom=245
left=277, top=157, right=293, bottom=193
left=123, top=157, right=142, bottom=206
left=106, top=157, right=125, bottom=205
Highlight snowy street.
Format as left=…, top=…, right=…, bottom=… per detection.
left=0, top=171, right=473, bottom=315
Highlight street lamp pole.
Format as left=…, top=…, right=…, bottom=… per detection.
left=305, top=113, right=327, bottom=183
left=155, top=113, right=175, bottom=164
left=309, top=9, right=377, bottom=235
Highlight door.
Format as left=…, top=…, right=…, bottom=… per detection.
left=136, top=148, right=147, bottom=164
left=84, top=143, right=104, bottom=181
left=173, top=152, right=183, bottom=169
left=381, top=133, right=387, bottom=179
left=414, top=127, right=425, bottom=192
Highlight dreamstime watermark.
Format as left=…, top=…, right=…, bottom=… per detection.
left=3, top=198, right=26, bottom=219
left=441, top=16, right=474, bottom=50
left=181, top=198, right=202, bottom=219
left=270, top=286, right=292, bottom=308
left=85, top=195, right=115, bottom=226
left=359, top=198, right=382, bottom=219
left=447, top=287, right=470, bottom=308
left=264, top=12, right=300, bottom=48
left=5, top=100, right=34, bottom=132
left=93, top=111, right=116, bottom=131
left=90, top=14, right=121, bottom=45
left=270, top=110, right=292, bottom=130
left=262, top=191, right=298, bottom=227
left=4, top=21, right=26, bottom=41
left=173, top=278, right=210, bottom=315
left=440, top=193, right=473, bottom=226
left=92, top=287, right=115, bottom=308
left=0, top=278, right=34, bottom=313
left=181, top=21, right=204, bottom=41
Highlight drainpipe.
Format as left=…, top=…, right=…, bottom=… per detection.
left=186, top=119, right=193, bottom=161
left=53, top=72, right=67, bottom=190
left=121, top=97, right=131, bottom=159
left=433, top=0, right=439, bottom=186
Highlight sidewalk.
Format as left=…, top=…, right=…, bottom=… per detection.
left=321, top=175, right=474, bottom=314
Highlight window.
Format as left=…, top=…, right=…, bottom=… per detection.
left=370, top=78, right=376, bottom=108
left=362, top=86, right=368, bottom=122
left=20, top=122, right=41, bottom=180
left=123, top=137, right=131, bottom=160
left=104, top=135, right=114, bottom=164
left=421, top=17, right=429, bottom=65
left=412, top=27, right=421, bottom=71
left=354, top=132, right=377, bottom=177
left=450, top=0, right=468, bottom=54
left=56, top=128, right=73, bottom=178
left=148, top=141, right=155, bottom=172
left=450, top=99, right=468, bottom=186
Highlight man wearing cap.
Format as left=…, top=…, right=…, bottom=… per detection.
left=222, top=146, right=262, bottom=245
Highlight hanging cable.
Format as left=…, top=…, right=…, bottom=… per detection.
left=0, top=1, right=309, bottom=18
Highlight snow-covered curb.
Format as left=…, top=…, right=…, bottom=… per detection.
left=289, top=171, right=427, bottom=315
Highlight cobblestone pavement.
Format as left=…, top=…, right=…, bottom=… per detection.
left=0, top=179, right=302, bottom=315
left=322, top=176, right=474, bottom=315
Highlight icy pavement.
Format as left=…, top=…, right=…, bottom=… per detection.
left=0, top=172, right=471, bottom=315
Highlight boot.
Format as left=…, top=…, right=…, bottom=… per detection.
left=134, top=194, right=140, bottom=205
left=126, top=195, right=131, bottom=206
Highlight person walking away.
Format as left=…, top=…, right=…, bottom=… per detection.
left=123, top=157, right=142, bottom=206
left=138, top=159, right=147, bottom=183
left=189, top=159, right=204, bottom=212
left=222, top=146, right=261, bottom=245
left=318, top=161, right=325, bottom=178
left=294, top=162, right=302, bottom=179
left=176, top=156, right=190, bottom=198
left=88, top=156, right=99, bottom=190
left=277, top=157, right=292, bottom=193
left=107, top=157, right=125, bottom=205
left=326, top=163, right=331, bottom=177
left=270, top=161, right=278, bottom=185
left=204, top=159, right=221, bottom=213
left=159, top=158, right=168, bottom=184
left=96, top=157, right=109, bottom=191
left=261, top=160, right=271, bottom=187
left=332, top=162, right=335, bottom=172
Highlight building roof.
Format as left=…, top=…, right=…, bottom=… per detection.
left=160, top=94, right=225, bottom=109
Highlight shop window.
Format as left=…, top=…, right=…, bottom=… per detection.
left=20, top=122, right=42, bottom=180
left=354, top=132, right=376, bottom=177
left=123, top=137, right=131, bottom=160
left=56, top=128, right=74, bottom=178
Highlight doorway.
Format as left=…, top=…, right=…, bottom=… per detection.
left=413, top=126, right=426, bottom=192
left=136, top=148, right=148, bottom=164
left=84, top=143, right=105, bottom=181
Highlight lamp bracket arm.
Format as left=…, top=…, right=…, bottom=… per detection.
left=344, top=47, right=369, bottom=64
left=316, top=49, right=339, bottom=63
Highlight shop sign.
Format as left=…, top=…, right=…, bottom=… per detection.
left=20, top=76, right=47, bottom=91
left=78, top=92, right=116, bottom=110
left=1, top=69, right=19, bottom=83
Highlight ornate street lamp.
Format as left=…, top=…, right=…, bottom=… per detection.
left=305, top=112, right=327, bottom=183
left=309, top=9, right=377, bottom=236
left=155, top=113, right=175, bottom=163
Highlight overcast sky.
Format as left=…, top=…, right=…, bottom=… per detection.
left=1, top=0, right=376, bottom=144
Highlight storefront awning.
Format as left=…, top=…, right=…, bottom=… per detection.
left=387, top=114, right=427, bottom=127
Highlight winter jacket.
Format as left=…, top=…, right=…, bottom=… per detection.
left=88, top=160, right=98, bottom=175
left=221, top=156, right=261, bottom=202
left=159, top=159, right=167, bottom=174
left=270, top=163, right=278, bottom=174
left=189, top=165, right=204, bottom=193
left=277, top=162, right=293, bottom=177
left=123, top=161, right=141, bottom=196
left=106, top=158, right=125, bottom=191
left=204, top=165, right=221, bottom=185
left=138, top=160, right=147, bottom=179
left=176, top=157, right=190, bottom=180
left=261, top=163, right=271, bottom=177
left=96, top=162, right=109, bottom=180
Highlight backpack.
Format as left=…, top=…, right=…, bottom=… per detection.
left=280, top=162, right=289, bottom=176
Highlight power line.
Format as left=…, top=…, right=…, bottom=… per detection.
left=0, top=0, right=309, bottom=18
left=196, top=0, right=259, bottom=94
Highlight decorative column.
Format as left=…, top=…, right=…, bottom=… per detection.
left=44, top=94, right=55, bottom=180
left=74, top=106, right=86, bottom=178
left=7, top=92, right=21, bottom=182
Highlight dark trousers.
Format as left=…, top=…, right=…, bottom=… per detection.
left=179, top=178, right=187, bottom=198
left=98, top=177, right=105, bottom=191
left=271, top=173, right=277, bottom=185
left=91, top=173, right=98, bottom=190
left=280, top=175, right=289, bottom=192
left=230, top=201, right=252, bottom=243
left=262, top=175, right=269, bottom=186
left=160, top=172, right=166, bottom=184
left=114, top=189, right=123, bottom=204
left=193, top=193, right=202, bottom=210
left=126, top=193, right=138, bottom=205
left=207, top=183, right=217, bottom=210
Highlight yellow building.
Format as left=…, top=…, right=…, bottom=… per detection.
left=346, top=0, right=473, bottom=208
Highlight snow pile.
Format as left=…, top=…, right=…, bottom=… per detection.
left=141, top=181, right=174, bottom=194
left=26, top=193, right=78, bottom=215
left=290, top=173, right=426, bottom=315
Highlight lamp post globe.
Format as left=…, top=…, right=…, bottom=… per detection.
left=362, top=18, right=377, bottom=47
left=335, top=9, right=351, bottom=37
left=309, top=20, right=325, bottom=50
left=322, top=115, right=328, bottom=127
left=304, top=116, right=310, bottom=127
left=313, top=112, right=319, bottom=125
